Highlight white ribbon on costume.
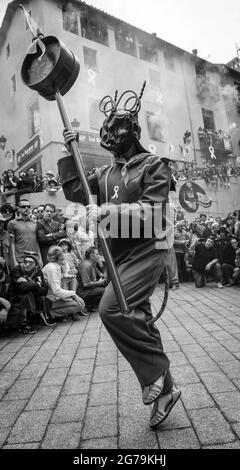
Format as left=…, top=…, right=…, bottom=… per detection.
left=111, top=185, right=120, bottom=200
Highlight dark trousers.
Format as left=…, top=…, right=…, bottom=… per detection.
left=79, top=286, right=105, bottom=309
left=168, top=246, right=179, bottom=286
left=222, top=263, right=240, bottom=283
left=99, top=242, right=173, bottom=390
left=193, top=262, right=222, bottom=287
left=221, top=263, right=234, bottom=283
left=175, top=251, right=187, bottom=282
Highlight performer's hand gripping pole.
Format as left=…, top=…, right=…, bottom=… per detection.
left=55, top=91, right=129, bottom=315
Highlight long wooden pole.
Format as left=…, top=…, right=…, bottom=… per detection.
left=55, top=91, right=129, bottom=314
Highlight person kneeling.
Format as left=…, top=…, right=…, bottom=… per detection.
left=192, top=237, right=223, bottom=288
left=9, top=252, right=55, bottom=333
left=77, top=246, right=107, bottom=312
left=42, top=245, right=85, bottom=321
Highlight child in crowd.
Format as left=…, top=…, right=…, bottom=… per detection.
left=58, top=238, right=79, bottom=292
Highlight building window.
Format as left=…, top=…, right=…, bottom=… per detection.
left=62, top=5, right=79, bottom=35
left=146, top=110, right=167, bottom=142
left=138, top=41, right=158, bottom=64
left=80, top=13, right=109, bottom=46
left=89, top=98, right=102, bottom=130
left=11, top=74, right=16, bottom=95
left=115, top=27, right=137, bottom=57
left=202, top=108, right=215, bottom=130
left=27, top=97, right=41, bottom=138
left=83, top=46, right=98, bottom=71
left=163, top=48, right=175, bottom=71
left=6, top=44, right=10, bottom=59
left=149, top=69, right=161, bottom=89
left=195, top=64, right=206, bottom=79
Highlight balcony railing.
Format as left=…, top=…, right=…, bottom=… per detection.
left=198, top=128, right=232, bottom=154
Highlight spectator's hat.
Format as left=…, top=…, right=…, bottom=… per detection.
left=58, top=238, right=72, bottom=249
left=48, top=178, right=58, bottom=186
left=23, top=251, right=39, bottom=266
left=0, top=203, right=15, bottom=214
left=46, top=170, right=55, bottom=177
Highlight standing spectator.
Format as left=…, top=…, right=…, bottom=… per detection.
left=221, top=238, right=240, bottom=286
left=34, top=174, right=43, bottom=192
left=36, top=204, right=66, bottom=265
left=0, top=213, right=11, bottom=274
left=42, top=245, right=86, bottom=321
left=173, top=220, right=189, bottom=282
left=77, top=217, right=95, bottom=258
left=58, top=238, right=79, bottom=292
left=3, top=169, right=18, bottom=195
left=7, top=199, right=41, bottom=267
left=77, top=246, right=107, bottom=311
left=192, top=237, right=223, bottom=288
left=36, top=205, right=45, bottom=220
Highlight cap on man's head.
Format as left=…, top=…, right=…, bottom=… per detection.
left=23, top=251, right=39, bottom=265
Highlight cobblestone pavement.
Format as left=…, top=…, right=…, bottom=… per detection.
left=0, top=283, right=240, bottom=450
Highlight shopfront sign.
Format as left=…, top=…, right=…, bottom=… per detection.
left=17, top=135, right=41, bottom=166
left=78, top=131, right=101, bottom=145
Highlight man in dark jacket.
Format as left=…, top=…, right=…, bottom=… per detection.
left=36, top=203, right=66, bottom=265
left=9, top=252, right=55, bottom=332
left=192, top=237, right=223, bottom=288
left=58, top=85, right=181, bottom=429
left=221, top=238, right=240, bottom=285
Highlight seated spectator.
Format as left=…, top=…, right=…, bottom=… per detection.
left=0, top=265, right=25, bottom=336
left=77, top=246, right=107, bottom=311
left=36, top=204, right=66, bottom=265
left=42, top=245, right=86, bottom=321
left=221, top=238, right=240, bottom=286
left=0, top=202, right=15, bottom=230
left=3, top=169, right=18, bottom=195
left=58, top=238, right=79, bottom=292
left=17, top=170, right=35, bottom=194
left=8, top=252, right=55, bottom=333
left=45, top=178, right=59, bottom=192
left=34, top=174, right=44, bottom=192
left=192, top=237, right=223, bottom=288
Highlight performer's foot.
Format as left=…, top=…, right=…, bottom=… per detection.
left=149, top=387, right=181, bottom=429
left=142, top=370, right=167, bottom=405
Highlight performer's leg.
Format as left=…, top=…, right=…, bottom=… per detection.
left=99, top=245, right=172, bottom=389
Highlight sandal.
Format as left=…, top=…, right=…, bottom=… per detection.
left=142, top=370, right=168, bottom=405
left=149, top=388, right=181, bottom=429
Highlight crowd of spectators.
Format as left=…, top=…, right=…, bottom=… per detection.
left=170, top=206, right=240, bottom=290
left=1, top=192, right=239, bottom=337
left=169, top=161, right=240, bottom=187
left=0, top=199, right=107, bottom=336
left=0, top=168, right=62, bottom=204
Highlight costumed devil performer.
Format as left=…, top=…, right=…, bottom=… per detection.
left=58, top=84, right=181, bottom=429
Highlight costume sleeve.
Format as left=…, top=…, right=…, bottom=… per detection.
left=58, top=155, right=100, bottom=204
